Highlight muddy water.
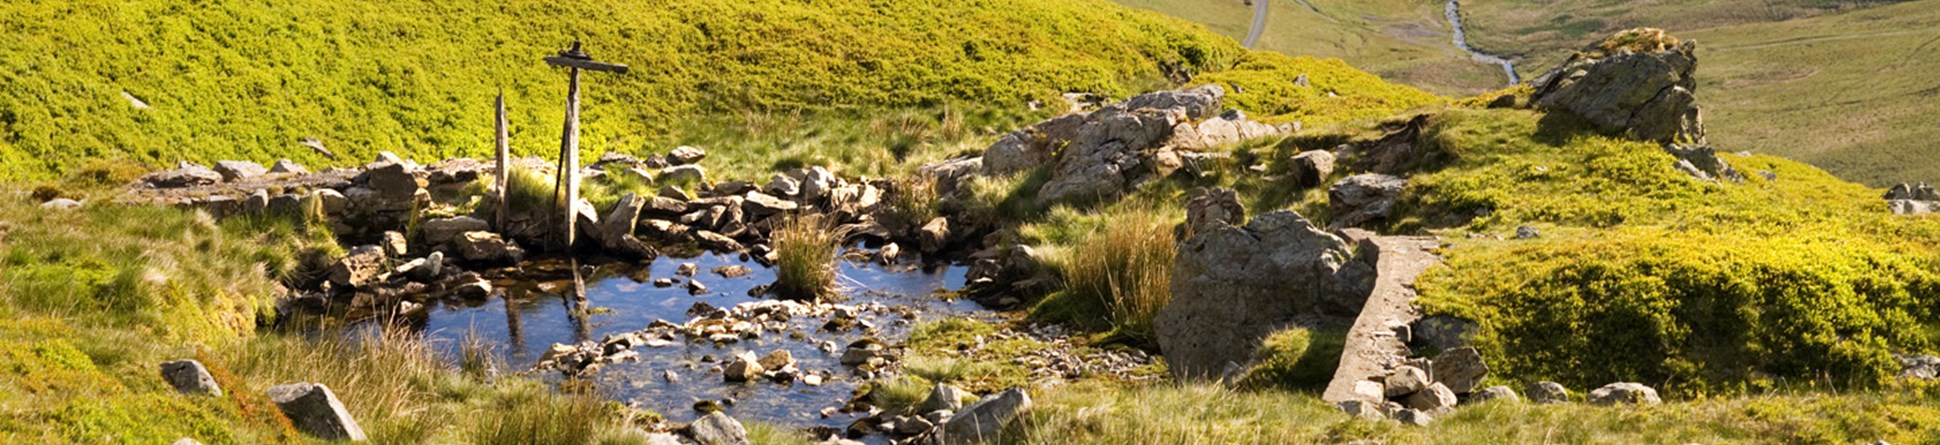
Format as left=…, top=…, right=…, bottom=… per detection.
left=397, top=252, right=980, bottom=427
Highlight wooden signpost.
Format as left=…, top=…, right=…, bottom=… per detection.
left=543, top=40, right=628, bottom=250
left=494, top=90, right=510, bottom=231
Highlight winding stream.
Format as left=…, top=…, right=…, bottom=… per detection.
left=1445, top=0, right=1521, bottom=85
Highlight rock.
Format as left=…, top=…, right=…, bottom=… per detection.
left=918, top=383, right=970, bottom=413
left=1181, top=187, right=1244, bottom=237
left=1587, top=382, right=1661, bottom=405
left=917, top=217, right=951, bottom=254
left=1411, top=315, right=1478, bottom=352
left=1328, top=174, right=1406, bottom=229
left=451, top=274, right=493, bottom=299
left=920, top=156, right=984, bottom=196
left=357, top=161, right=422, bottom=201
left=171, top=439, right=203, bottom=445
left=687, top=279, right=711, bottom=296
left=1288, top=150, right=1336, bottom=188
left=267, top=383, right=367, bottom=441
left=668, top=146, right=708, bottom=166
left=695, top=230, right=744, bottom=252
left=1472, top=386, right=1520, bottom=403
left=1530, top=28, right=1703, bottom=144
left=1526, top=381, right=1571, bottom=404
left=759, top=349, right=795, bottom=371
left=1405, top=382, right=1458, bottom=411
left=895, top=416, right=935, bottom=435
left=148, top=164, right=223, bottom=188
left=380, top=231, right=409, bottom=258
left=724, top=351, right=765, bottom=382
left=1515, top=226, right=1541, bottom=239
left=1186, top=116, right=1281, bottom=148
left=214, top=160, right=268, bottom=182
left=1122, top=85, right=1225, bottom=120
left=713, top=265, right=752, bottom=279
left=1155, top=210, right=1375, bottom=379
left=1885, top=183, right=1940, bottom=215
left=940, top=388, right=1032, bottom=445
left=1384, top=366, right=1430, bottom=398
left=662, top=165, right=708, bottom=184
left=39, top=198, right=81, bottom=210
left=982, top=113, right=1087, bottom=177
left=1337, top=400, right=1384, bottom=420
left=1432, top=347, right=1489, bottom=394
left=1027, top=86, right=1228, bottom=205
left=766, top=174, right=802, bottom=197
left=600, top=193, right=657, bottom=258
left=242, top=190, right=271, bottom=213
left=840, top=342, right=884, bottom=366
left=1665, top=143, right=1742, bottom=182
left=687, top=411, right=750, bottom=445
left=454, top=231, right=525, bottom=264
left=800, top=166, right=836, bottom=199
left=328, top=245, right=386, bottom=288
left=743, top=191, right=799, bottom=217
left=269, top=159, right=309, bottom=175
left=314, top=189, right=349, bottom=215
left=160, top=359, right=222, bottom=396
left=1393, top=408, right=1433, bottom=426
left=1898, top=353, right=1940, bottom=379
left=646, top=196, right=690, bottom=216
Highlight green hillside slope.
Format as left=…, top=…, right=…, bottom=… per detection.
left=1690, top=0, right=1940, bottom=187
left=0, top=0, right=1247, bottom=181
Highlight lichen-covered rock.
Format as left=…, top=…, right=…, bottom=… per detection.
left=1472, top=386, right=1520, bottom=403
left=454, top=231, right=525, bottom=264
left=668, top=146, right=708, bottom=166
left=1404, top=382, right=1458, bottom=411
left=686, top=411, right=750, bottom=445
left=1032, top=86, right=1232, bottom=206
left=270, top=159, right=309, bottom=175
left=421, top=216, right=491, bottom=247
left=1531, top=28, right=1704, bottom=145
left=1155, top=210, right=1376, bottom=379
left=1885, top=183, right=1940, bottom=215
left=1383, top=366, right=1430, bottom=398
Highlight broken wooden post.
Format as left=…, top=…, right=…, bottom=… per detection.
left=544, top=39, right=628, bottom=251
left=494, top=89, right=511, bottom=231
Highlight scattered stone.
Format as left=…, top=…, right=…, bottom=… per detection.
left=1472, top=386, right=1520, bottom=403
left=713, top=265, right=753, bottom=279
left=724, top=351, right=765, bottom=382
left=213, top=160, right=268, bottom=182
left=653, top=278, right=676, bottom=288
left=895, top=416, right=935, bottom=435
left=919, top=383, right=970, bottom=413
left=1405, top=382, right=1458, bottom=411
left=1588, top=382, right=1661, bottom=405
left=149, top=164, right=222, bottom=188
left=1527, top=381, right=1571, bottom=404
left=454, top=231, right=525, bottom=264
left=1384, top=366, right=1430, bottom=398
left=314, top=189, right=349, bottom=215
left=759, top=349, right=795, bottom=371
left=1394, top=408, right=1433, bottom=426
left=327, top=245, right=386, bottom=288
left=451, top=275, right=493, bottom=300
left=743, top=191, right=799, bottom=217
left=686, top=411, right=750, bottom=445
left=160, top=359, right=222, bottom=396
left=668, top=146, right=708, bottom=166
left=1328, top=173, right=1406, bottom=229
left=421, top=216, right=490, bottom=246
left=1289, top=150, right=1336, bottom=188
left=676, top=263, right=699, bottom=276
left=1432, top=347, right=1489, bottom=394
left=267, top=383, right=367, bottom=441
left=941, top=388, right=1032, bottom=445
left=1155, top=210, right=1374, bottom=379
left=268, top=159, right=309, bottom=175
left=766, top=174, right=802, bottom=197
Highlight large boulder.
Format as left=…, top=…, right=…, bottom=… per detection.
left=1288, top=150, right=1336, bottom=188
left=982, top=113, right=1088, bottom=177
left=267, top=383, right=367, bottom=441
left=1156, top=210, right=1376, bottom=379
left=1531, top=28, right=1704, bottom=145
left=686, top=411, right=749, bottom=445
left=600, top=193, right=657, bottom=258
left=1328, top=174, right=1406, bottom=229
left=940, top=388, right=1033, bottom=445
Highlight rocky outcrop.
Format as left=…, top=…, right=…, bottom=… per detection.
left=1328, top=174, right=1406, bottom=229
left=267, top=383, right=367, bottom=441
left=1156, top=210, right=1376, bottom=379
left=1531, top=28, right=1704, bottom=145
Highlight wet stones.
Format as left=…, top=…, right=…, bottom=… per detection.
left=160, top=359, right=222, bottom=396
left=723, top=351, right=765, bottom=382
left=267, top=383, right=367, bottom=441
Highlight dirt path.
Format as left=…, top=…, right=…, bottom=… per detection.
left=1244, top=0, right=1269, bottom=48
left=1322, top=230, right=1441, bottom=405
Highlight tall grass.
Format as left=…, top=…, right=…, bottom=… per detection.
left=876, top=176, right=940, bottom=234
left=771, top=214, right=840, bottom=301
left=1045, top=205, right=1179, bottom=343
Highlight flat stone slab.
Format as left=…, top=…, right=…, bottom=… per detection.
left=1322, top=230, right=1441, bottom=405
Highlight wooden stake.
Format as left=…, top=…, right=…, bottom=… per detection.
left=554, top=68, right=582, bottom=250
left=494, top=90, right=510, bottom=231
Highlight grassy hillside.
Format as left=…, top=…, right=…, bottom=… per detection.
left=1111, top=0, right=1514, bottom=96
left=1690, top=0, right=1940, bottom=187
left=0, top=0, right=1246, bottom=181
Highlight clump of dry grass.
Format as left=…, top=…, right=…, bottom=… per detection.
left=1049, top=205, right=1178, bottom=343
left=876, top=175, right=940, bottom=234
left=771, top=214, right=842, bottom=301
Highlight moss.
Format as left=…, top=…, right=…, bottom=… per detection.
left=1238, top=328, right=1347, bottom=393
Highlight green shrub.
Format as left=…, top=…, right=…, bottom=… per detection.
left=1038, top=202, right=1180, bottom=344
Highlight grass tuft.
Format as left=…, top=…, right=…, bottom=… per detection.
left=771, top=214, right=841, bottom=301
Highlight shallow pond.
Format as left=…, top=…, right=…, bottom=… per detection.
left=382, top=251, right=982, bottom=428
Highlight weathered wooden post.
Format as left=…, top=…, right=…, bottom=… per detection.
left=494, top=90, right=511, bottom=230
left=544, top=39, right=628, bottom=250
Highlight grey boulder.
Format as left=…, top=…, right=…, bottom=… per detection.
left=267, top=383, right=367, bottom=441
left=160, top=359, right=222, bottom=396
